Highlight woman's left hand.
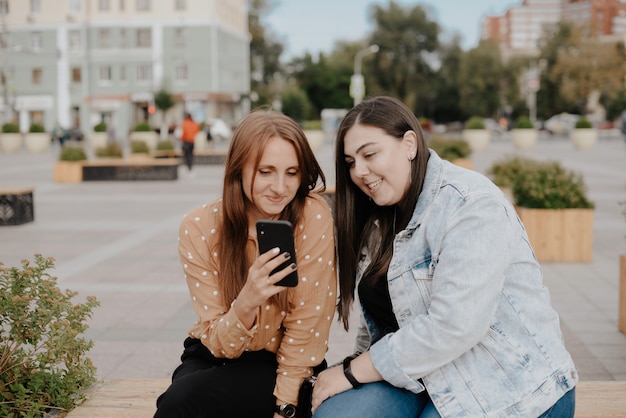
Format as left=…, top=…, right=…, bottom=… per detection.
left=311, top=365, right=352, bottom=413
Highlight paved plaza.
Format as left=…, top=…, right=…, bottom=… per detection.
left=1, top=131, right=625, bottom=383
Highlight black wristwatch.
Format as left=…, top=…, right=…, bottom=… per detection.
left=274, top=403, right=297, bottom=417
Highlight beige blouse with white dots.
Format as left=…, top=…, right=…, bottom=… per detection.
left=178, top=193, right=337, bottom=404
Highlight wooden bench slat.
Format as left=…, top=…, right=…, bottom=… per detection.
left=574, top=381, right=626, bottom=417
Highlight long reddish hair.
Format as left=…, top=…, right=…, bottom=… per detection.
left=218, top=109, right=326, bottom=309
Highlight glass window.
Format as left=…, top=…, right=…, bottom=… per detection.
left=175, top=28, right=185, bottom=46
left=136, top=63, right=152, bottom=81
left=174, top=61, right=188, bottom=81
left=31, top=32, right=42, bottom=51
left=30, top=0, right=41, bottom=14
left=120, top=28, right=127, bottom=47
left=136, top=28, right=151, bottom=47
left=69, top=0, right=81, bottom=12
left=99, top=0, right=110, bottom=11
left=99, top=66, right=112, bottom=82
left=69, top=30, right=81, bottom=50
left=119, top=0, right=125, bottom=11
left=32, top=68, right=42, bottom=84
left=136, top=0, right=150, bottom=11
left=120, top=65, right=127, bottom=81
left=71, top=67, right=81, bottom=83
left=0, top=0, right=9, bottom=16
left=175, top=0, right=186, bottom=10
left=98, top=28, right=111, bottom=48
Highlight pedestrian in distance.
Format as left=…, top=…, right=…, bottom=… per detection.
left=311, top=96, right=577, bottom=418
left=180, top=112, right=200, bottom=172
left=155, top=108, right=337, bottom=418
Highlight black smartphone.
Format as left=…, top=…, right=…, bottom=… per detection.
left=256, top=220, right=299, bottom=287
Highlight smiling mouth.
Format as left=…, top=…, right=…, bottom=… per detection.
left=367, top=180, right=382, bottom=191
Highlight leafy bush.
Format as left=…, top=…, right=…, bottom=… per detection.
left=514, top=115, right=533, bottom=129
left=93, top=121, right=107, bottom=132
left=95, top=141, right=123, bottom=158
left=465, top=116, right=485, bottom=130
left=575, top=116, right=593, bottom=129
left=513, top=160, right=594, bottom=209
left=429, top=137, right=471, bottom=160
left=59, top=146, right=87, bottom=161
left=29, top=123, right=45, bottom=133
left=156, top=140, right=175, bottom=151
left=0, top=255, right=99, bottom=416
left=487, top=155, right=537, bottom=188
left=133, top=121, right=152, bottom=132
left=130, top=139, right=150, bottom=154
left=2, top=122, right=19, bottom=133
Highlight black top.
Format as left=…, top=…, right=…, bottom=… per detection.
left=358, top=272, right=399, bottom=336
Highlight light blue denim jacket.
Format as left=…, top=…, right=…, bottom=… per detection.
left=355, top=150, right=578, bottom=417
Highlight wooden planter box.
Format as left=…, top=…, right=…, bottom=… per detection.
left=516, top=207, right=594, bottom=262
left=54, top=161, right=84, bottom=183
left=451, top=158, right=473, bottom=170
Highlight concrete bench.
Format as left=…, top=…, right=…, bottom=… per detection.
left=0, top=187, right=34, bottom=225
left=64, top=379, right=626, bottom=417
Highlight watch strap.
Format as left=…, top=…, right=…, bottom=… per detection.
left=342, top=354, right=363, bottom=389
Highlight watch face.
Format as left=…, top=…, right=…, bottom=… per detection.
left=281, top=404, right=297, bottom=417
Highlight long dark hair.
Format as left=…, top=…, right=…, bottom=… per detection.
left=334, top=96, right=429, bottom=330
left=219, top=109, right=326, bottom=310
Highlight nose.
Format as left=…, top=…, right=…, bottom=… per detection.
left=271, top=174, right=287, bottom=193
left=352, top=158, right=369, bottom=177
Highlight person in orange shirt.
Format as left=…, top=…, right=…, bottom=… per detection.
left=180, top=112, right=200, bottom=171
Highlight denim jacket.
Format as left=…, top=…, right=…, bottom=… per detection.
left=355, top=150, right=578, bottom=417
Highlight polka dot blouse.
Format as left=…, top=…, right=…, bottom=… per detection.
left=178, top=193, right=337, bottom=405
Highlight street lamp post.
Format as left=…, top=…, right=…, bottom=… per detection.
left=350, top=44, right=379, bottom=107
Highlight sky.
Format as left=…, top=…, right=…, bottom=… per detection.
left=265, top=0, right=520, bottom=60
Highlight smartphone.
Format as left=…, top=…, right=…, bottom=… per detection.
left=256, top=220, right=299, bottom=287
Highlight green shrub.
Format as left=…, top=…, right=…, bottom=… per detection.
left=465, top=116, right=485, bottom=130
left=93, top=121, right=107, bottom=132
left=133, top=121, right=152, bottom=132
left=2, top=122, right=19, bottom=133
left=130, top=139, right=150, bottom=154
left=429, top=136, right=471, bottom=160
left=95, top=141, right=123, bottom=158
left=487, top=155, right=537, bottom=188
left=29, top=122, right=46, bottom=133
left=514, top=115, right=533, bottom=129
left=0, top=255, right=99, bottom=417
left=575, top=116, right=593, bottom=129
left=301, top=120, right=322, bottom=130
left=513, top=160, right=594, bottom=209
left=156, top=140, right=175, bottom=151
left=59, top=146, right=87, bottom=161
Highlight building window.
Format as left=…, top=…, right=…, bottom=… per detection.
left=120, top=28, right=127, bottom=47
left=136, top=63, right=152, bottom=81
left=98, top=28, right=111, bottom=48
left=119, top=0, right=125, bottom=11
left=99, top=65, right=112, bottom=82
left=69, top=30, right=81, bottom=50
left=31, top=32, right=42, bottom=51
left=120, top=65, right=127, bottom=81
left=136, top=0, right=150, bottom=11
left=0, top=0, right=9, bottom=16
left=136, top=28, right=151, bottom=47
left=32, top=68, right=42, bottom=84
left=71, top=67, right=81, bottom=83
left=99, top=0, right=110, bottom=11
left=30, top=0, right=41, bottom=14
left=175, top=28, right=185, bottom=46
left=69, top=0, right=81, bottom=12
left=175, top=0, right=186, bottom=10
left=0, top=32, right=10, bottom=49
left=174, top=61, right=188, bottom=82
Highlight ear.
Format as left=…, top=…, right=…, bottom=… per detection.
left=401, top=130, right=418, bottom=159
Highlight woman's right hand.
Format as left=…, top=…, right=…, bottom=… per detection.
left=234, top=247, right=296, bottom=328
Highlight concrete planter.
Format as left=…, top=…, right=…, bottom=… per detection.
left=303, top=129, right=324, bottom=151
left=462, top=129, right=491, bottom=152
left=516, top=207, right=594, bottom=262
left=570, top=128, right=598, bottom=150
left=89, top=132, right=108, bottom=151
left=193, top=131, right=211, bottom=153
left=24, top=132, right=51, bottom=153
left=511, top=129, right=538, bottom=150
left=130, top=131, right=158, bottom=151
left=0, top=133, right=23, bottom=153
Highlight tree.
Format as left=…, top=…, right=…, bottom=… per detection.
left=154, top=88, right=175, bottom=139
left=367, top=1, right=441, bottom=113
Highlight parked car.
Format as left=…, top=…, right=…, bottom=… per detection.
left=543, top=113, right=580, bottom=135
left=64, top=127, right=85, bottom=141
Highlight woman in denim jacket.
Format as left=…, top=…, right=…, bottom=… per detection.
left=311, top=96, right=577, bottom=417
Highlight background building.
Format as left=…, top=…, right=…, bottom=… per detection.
left=0, top=0, right=249, bottom=139
left=481, top=0, right=626, bottom=59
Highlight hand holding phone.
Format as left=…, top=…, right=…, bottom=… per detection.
left=256, top=220, right=298, bottom=287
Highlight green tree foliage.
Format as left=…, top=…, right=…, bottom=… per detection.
left=280, top=86, right=312, bottom=122
left=368, top=1, right=440, bottom=112
left=458, top=39, right=502, bottom=118
left=429, top=35, right=463, bottom=123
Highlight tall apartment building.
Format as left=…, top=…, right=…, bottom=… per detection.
left=0, top=0, right=249, bottom=138
left=481, top=0, right=626, bottom=59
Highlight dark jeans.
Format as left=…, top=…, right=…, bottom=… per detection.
left=154, top=338, right=278, bottom=418
left=181, top=141, right=194, bottom=170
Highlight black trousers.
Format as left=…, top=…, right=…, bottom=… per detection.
left=181, top=142, right=194, bottom=170
left=155, top=338, right=278, bottom=418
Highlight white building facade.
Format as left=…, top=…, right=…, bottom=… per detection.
left=0, top=0, right=249, bottom=137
